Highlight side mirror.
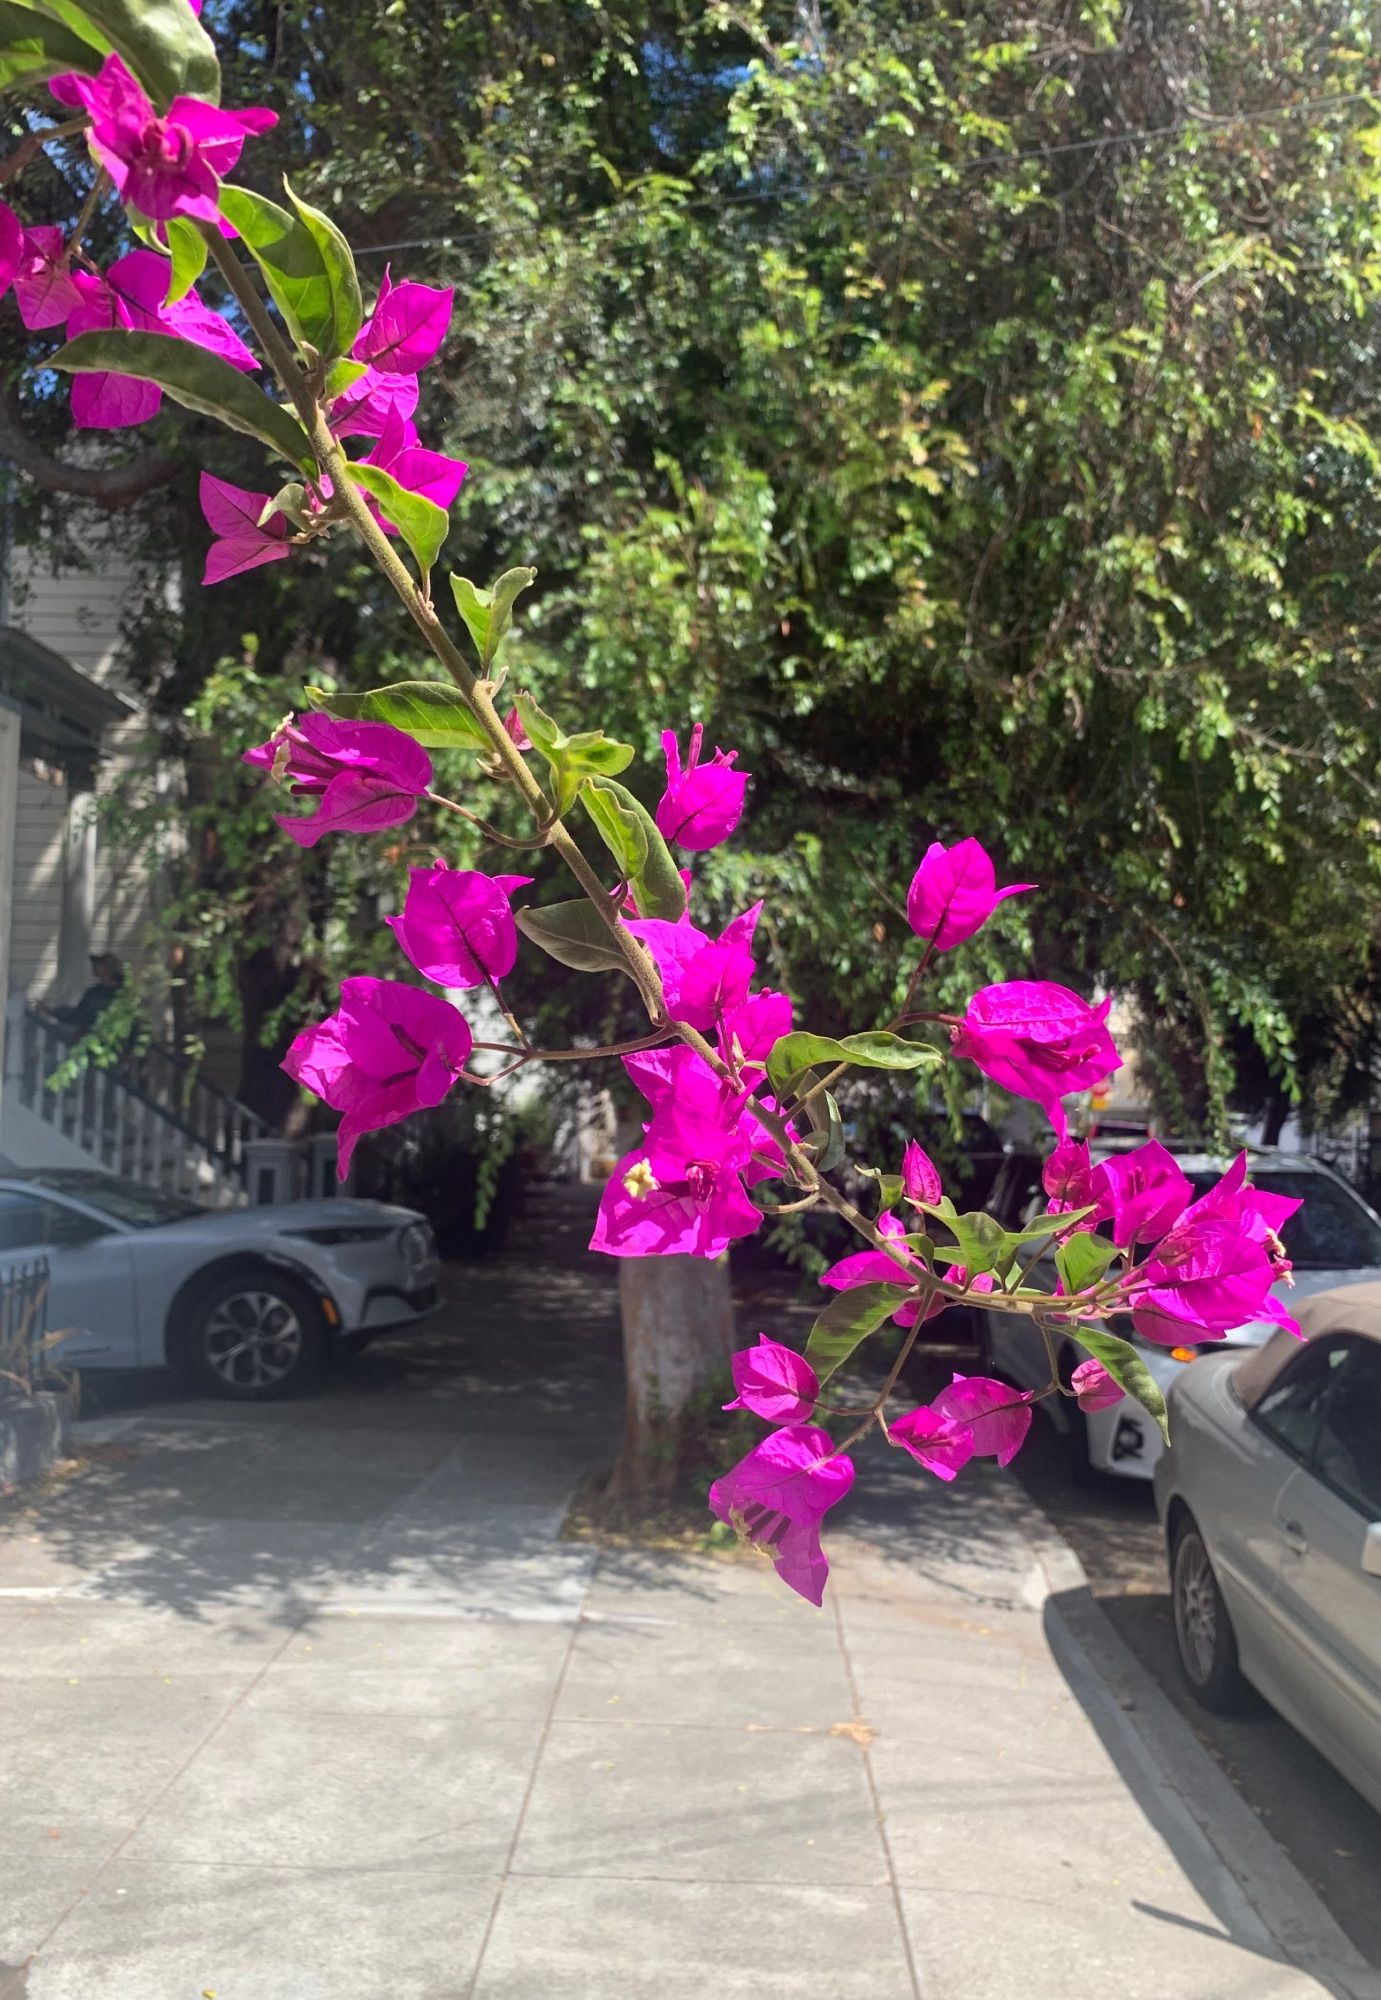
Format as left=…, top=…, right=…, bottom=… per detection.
left=1363, top=1522, right=1381, bottom=1579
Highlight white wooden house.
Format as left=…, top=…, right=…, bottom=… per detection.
left=0, top=530, right=266, bottom=1199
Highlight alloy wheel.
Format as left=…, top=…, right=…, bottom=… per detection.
left=202, top=1289, right=304, bottom=1391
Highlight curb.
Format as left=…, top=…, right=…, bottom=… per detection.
left=1024, top=1512, right=1381, bottom=2000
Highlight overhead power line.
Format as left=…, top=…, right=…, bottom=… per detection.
left=349, top=88, right=1377, bottom=258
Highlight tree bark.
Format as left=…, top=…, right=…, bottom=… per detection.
left=0, top=393, right=178, bottom=510
left=609, top=1252, right=736, bottom=1504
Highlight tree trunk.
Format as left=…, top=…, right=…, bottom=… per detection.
left=608, top=1253, right=736, bottom=1505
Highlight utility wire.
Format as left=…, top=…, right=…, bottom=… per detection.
left=349, top=88, right=1377, bottom=257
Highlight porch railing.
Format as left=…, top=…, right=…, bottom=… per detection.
left=6, top=1007, right=267, bottom=1204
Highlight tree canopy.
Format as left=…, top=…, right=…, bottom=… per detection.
left=9, top=0, right=1381, bottom=1138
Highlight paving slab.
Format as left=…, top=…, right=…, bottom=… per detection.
left=0, top=1673, right=249, bottom=1858
left=243, top=1615, right=568, bottom=1720
left=556, top=1609, right=856, bottom=1729
left=472, top=1877, right=917, bottom=1999
left=0, top=1851, right=98, bottom=1981
left=16, top=1859, right=500, bottom=2000
left=511, top=1717, right=888, bottom=1887
left=3, top=1209, right=1374, bottom=2000
left=122, top=1702, right=538, bottom=1872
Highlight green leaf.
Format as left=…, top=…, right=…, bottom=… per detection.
left=163, top=216, right=206, bottom=304
left=1055, top=1232, right=1120, bottom=1296
left=285, top=179, right=363, bottom=355
left=305, top=680, right=487, bottom=750
left=857, top=1166, right=904, bottom=1215
left=347, top=463, right=448, bottom=579
left=41, top=0, right=219, bottom=103
left=51, top=329, right=313, bottom=470
left=582, top=776, right=686, bottom=919
left=766, top=1029, right=944, bottom=1100
left=515, top=899, right=633, bottom=975
left=324, top=357, right=368, bottom=397
left=1071, top=1325, right=1171, bottom=1444
left=515, top=694, right=637, bottom=816
left=218, top=184, right=354, bottom=360
left=581, top=777, right=646, bottom=879
left=450, top=568, right=537, bottom=669
left=802, top=1087, right=845, bottom=1173
left=804, top=1283, right=910, bottom=1387
left=934, top=1208, right=1013, bottom=1277
left=0, top=4, right=101, bottom=90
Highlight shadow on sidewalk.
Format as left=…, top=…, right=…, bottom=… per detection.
left=1041, top=1586, right=1365, bottom=1999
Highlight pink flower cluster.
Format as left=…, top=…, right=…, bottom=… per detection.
left=200, top=273, right=461, bottom=583
left=1051, top=1139, right=1302, bottom=1344
left=51, top=53, right=274, bottom=225
left=0, top=54, right=278, bottom=430
left=248, top=711, right=757, bottom=1183
left=710, top=1334, right=1038, bottom=1603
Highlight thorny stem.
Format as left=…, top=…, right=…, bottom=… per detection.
left=426, top=791, right=551, bottom=850
left=207, top=221, right=671, bottom=1027
left=470, top=1029, right=675, bottom=1064
left=66, top=168, right=108, bottom=260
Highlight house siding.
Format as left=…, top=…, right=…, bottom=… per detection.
left=11, top=760, right=68, bottom=1001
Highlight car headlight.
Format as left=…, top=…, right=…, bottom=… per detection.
left=399, top=1221, right=434, bottom=1276
left=282, top=1225, right=394, bottom=1245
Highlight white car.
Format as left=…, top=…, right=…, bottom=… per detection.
left=975, top=1150, right=1381, bottom=1482
left=0, top=1168, right=439, bottom=1399
left=1152, top=1286, right=1381, bottom=1812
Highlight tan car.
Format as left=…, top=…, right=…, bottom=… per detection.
left=1153, top=1283, right=1381, bottom=1813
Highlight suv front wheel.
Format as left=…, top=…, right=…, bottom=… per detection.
left=179, top=1270, right=326, bottom=1400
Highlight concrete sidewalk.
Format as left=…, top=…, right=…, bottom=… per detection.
left=3, top=1367, right=1378, bottom=2000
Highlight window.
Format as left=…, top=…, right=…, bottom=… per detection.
left=1253, top=1337, right=1353, bottom=1462
left=0, top=1193, right=109, bottom=1253
left=21, top=1174, right=200, bottom=1228
left=0, top=1193, right=50, bottom=1253
left=1187, top=1171, right=1381, bottom=1270
left=1311, top=1343, right=1381, bottom=1518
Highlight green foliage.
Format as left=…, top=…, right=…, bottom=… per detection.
left=804, top=1281, right=910, bottom=1386
left=217, top=184, right=362, bottom=361
left=46, top=0, right=219, bottom=105
left=307, top=680, right=487, bottom=750
left=767, top=1031, right=945, bottom=1100
left=513, top=694, right=637, bottom=817
left=450, top=567, right=537, bottom=671
left=346, top=463, right=448, bottom=579
left=17, top=0, right=1381, bottom=1136
left=0, top=4, right=99, bottom=91
left=1056, top=1232, right=1121, bottom=1295
left=163, top=216, right=207, bottom=304
left=52, top=329, right=313, bottom=467
left=580, top=776, right=686, bottom=920
left=515, top=899, right=634, bottom=975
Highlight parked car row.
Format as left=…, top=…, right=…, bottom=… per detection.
left=0, top=1168, right=439, bottom=1399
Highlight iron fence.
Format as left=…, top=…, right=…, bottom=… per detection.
left=0, top=1258, right=51, bottom=1397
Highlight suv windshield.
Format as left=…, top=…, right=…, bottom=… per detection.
left=1187, top=1170, right=1381, bottom=1270
left=20, top=1174, right=204, bottom=1229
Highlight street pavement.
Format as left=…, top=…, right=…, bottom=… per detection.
left=1, top=1195, right=1378, bottom=1999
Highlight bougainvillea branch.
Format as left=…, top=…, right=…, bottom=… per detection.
left=2, top=0, right=1304, bottom=1610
